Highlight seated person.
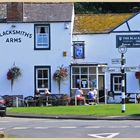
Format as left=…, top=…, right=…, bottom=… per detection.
left=125, top=93, right=131, bottom=103
left=44, top=88, right=51, bottom=95
left=87, top=88, right=95, bottom=103
left=34, top=89, right=41, bottom=100
left=137, top=94, right=140, bottom=103
left=75, top=87, right=86, bottom=105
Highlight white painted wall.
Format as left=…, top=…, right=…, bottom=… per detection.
left=72, top=32, right=140, bottom=97
left=0, top=22, right=71, bottom=97
left=128, top=14, right=140, bottom=30
left=113, top=23, right=129, bottom=31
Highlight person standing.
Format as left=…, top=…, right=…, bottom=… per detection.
left=93, top=88, right=98, bottom=104
left=34, top=89, right=41, bottom=106
left=44, top=88, right=51, bottom=106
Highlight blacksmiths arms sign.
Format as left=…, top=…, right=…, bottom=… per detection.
left=116, top=35, right=140, bottom=48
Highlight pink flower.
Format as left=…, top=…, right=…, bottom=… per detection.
left=53, top=66, right=68, bottom=81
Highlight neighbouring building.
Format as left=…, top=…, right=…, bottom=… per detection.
left=0, top=2, right=140, bottom=103
left=72, top=13, right=140, bottom=103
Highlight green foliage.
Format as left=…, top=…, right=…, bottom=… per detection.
left=74, top=2, right=140, bottom=14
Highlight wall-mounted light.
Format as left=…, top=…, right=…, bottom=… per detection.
left=64, top=23, right=69, bottom=29
left=11, top=24, right=16, bottom=28
left=63, top=51, right=67, bottom=57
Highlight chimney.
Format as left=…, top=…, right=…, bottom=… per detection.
left=7, top=2, right=23, bottom=21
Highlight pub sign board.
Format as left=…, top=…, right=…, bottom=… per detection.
left=116, top=35, right=140, bottom=48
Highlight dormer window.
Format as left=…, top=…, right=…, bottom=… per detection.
left=34, top=24, right=50, bottom=50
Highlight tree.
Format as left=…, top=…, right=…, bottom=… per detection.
left=74, top=2, right=140, bottom=14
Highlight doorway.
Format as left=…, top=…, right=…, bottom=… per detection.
left=98, top=75, right=105, bottom=103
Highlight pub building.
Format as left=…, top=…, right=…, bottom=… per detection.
left=0, top=3, right=140, bottom=104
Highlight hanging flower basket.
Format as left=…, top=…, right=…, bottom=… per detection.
left=7, top=65, right=21, bottom=90
left=53, top=65, right=68, bottom=94
left=135, top=72, right=140, bottom=79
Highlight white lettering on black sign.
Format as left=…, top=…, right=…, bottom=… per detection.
left=116, top=35, right=140, bottom=48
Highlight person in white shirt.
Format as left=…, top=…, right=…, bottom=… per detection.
left=87, top=88, right=95, bottom=103
left=93, top=88, right=98, bottom=104
left=44, top=88, right=51, bottom=95
left=75, top=87, right=86, bottom=105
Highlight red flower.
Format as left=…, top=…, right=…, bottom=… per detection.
left=7, top=70, right=13, bottom=80
left=7, top=66, right=21, bottom=81
left=53, top=66, right=68, bottom=81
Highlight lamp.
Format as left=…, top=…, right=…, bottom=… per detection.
left=64, top=23, right=69, bottom=29
left=63, top=51, right=67, bottom=57
left=11, top=24, right=16, bottom=28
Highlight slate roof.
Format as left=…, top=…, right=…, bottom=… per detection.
left=73, top=13, right=134, bottom=34
left=0, top=3, right=6, bottom=19
left=0, top=3, right=73, bottom=22
left=23, top=3, right=73, bottom=22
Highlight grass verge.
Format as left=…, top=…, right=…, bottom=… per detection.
left=7, top=104, right=140, bottom=116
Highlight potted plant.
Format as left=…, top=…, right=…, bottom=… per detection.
left=53, top=65, right=68, bottom=94
left=7, top=65, right=21, bottom=90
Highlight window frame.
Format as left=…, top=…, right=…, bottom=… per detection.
left=34, top=24, right=51, bottom=50
left=111, top=73, right=126, bottom=95
left=34, top=66, right=51, bottom=92
left=73, top=41, right=85, bottom=59
left=71, top=66, right=97, bottom=89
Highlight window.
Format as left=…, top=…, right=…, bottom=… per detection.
left=35, top=66, right=51, bottom=91
left=113, top=76, right=122, bottom=93
left=34, top=24, right=50, bottom=50
left=111, top=73, right=126, bottom=94
left=71, top=66, right=97, bottom=89
left=73, top=41, right=85, bottom=59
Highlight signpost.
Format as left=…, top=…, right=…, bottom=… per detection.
left=103, top=67, right=120, bottom=72
left=111, top=58, right=121, bottom=64
left=111, top=58, right=126, bottom=64
left=103, top=66, right=140, bottom=72
left=125, top=66, right=139, bottom=72
left=104, top=42, right=140, bottom=113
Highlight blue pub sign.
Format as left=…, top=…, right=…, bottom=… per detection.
left=116, top=35, right=140, bottom=48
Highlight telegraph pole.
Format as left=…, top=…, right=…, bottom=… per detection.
left=118, top=44, right=127, bottom=113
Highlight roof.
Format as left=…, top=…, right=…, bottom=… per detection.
left=73, top=13, right=134, bottom=34
left=0, top=3, right=6, bottom=19
left=23, top=3, right=73, bottom=22
left=0, top=3, right=73, bottom=22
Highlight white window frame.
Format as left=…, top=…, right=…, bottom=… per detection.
left=35, top=66, right=50, bottom=91
left=35, top=24, right=50, bottom=50
left=113, top=75, right=122, bottom=93
left=71, top=66, right=98, bottom=89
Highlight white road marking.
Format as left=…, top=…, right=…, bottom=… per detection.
left=0, top=121, right=9, bottom=123
left=134, top=126, right=140, bottom=128
left=12, top=127, right=30, bottom=130
left=88, top=132, right=119, bottom=138
left=34, top=127, right=49, bottom=129
left=85, top=126, right=101, bottom=128
left=59, top=126, right=77, bottom=128
left=108, top=126, right=129, bottom=128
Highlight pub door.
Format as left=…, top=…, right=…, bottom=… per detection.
left=98, top=75, right=105, bottom=103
